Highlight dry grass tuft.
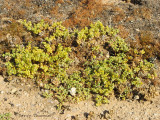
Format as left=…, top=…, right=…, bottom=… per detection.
left=63, top=0, right=105, bottom=28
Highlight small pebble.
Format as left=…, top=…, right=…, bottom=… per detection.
left=69, top=87, right=76, bottom=96
left=10, top=88, right=17, bottom=94
left=154, top=91, right=159, bottom=96
left=134, top=95, right=139, bottom=100
left=135, top=28, right=140, bottom=32
left=47, top=99, right=54, bottom=104
left=65, top=114, right=71, bottom=120
left=104, top=112, right=111, bottom=119
left=24, top=92, right=29, bottom=97
left=9, top=103, right=14, bottom=107
left=4, top=98, right=7, bottom=101
left=16, top=104, right=21, bottom=107
left=0, top=91, right=4, bottom=94
left=44, top=90, right=49, bottom=93
left=39, top=82, right=44, bottom=87
left=104, top=113, right=111, bottom=120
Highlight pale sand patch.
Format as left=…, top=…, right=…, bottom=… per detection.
left=99, top=0, right=121, bottom=5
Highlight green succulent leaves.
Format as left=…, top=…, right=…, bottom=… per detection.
left=0, top=113, right=11, bottom=120
left=3, top=20, right=156, bottom=109
left=3, top=42, right=72, bottom=79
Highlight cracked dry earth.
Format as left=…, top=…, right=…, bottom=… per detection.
left=0, top=0, right=160, bottom=120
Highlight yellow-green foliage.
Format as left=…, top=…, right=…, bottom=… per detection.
left=21, top=19, right=69, bottom=41
left=3, top=43, right=72, bottom=79
left=0, top=113, right=11, bottom=120
left=84, top=51, right=154, bottom=104
left=21, top=19, right=49, bottom=34
left=75, top=21, right=120, bottom=45
left=3, top=20, right=156, bottom=109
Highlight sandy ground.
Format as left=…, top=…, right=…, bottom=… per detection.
left=0, top=0, right=160, bottom=120
left=0, top=75, right=160, bottom=120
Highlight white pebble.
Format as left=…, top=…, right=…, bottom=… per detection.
left=0, top=91, right=4, bottom=94
left=69, top=87, right=76, bottom=96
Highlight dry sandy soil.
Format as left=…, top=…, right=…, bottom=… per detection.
left=0, top=74, right=160, bottom=120
left=0, top=0, right=160, bottom=120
